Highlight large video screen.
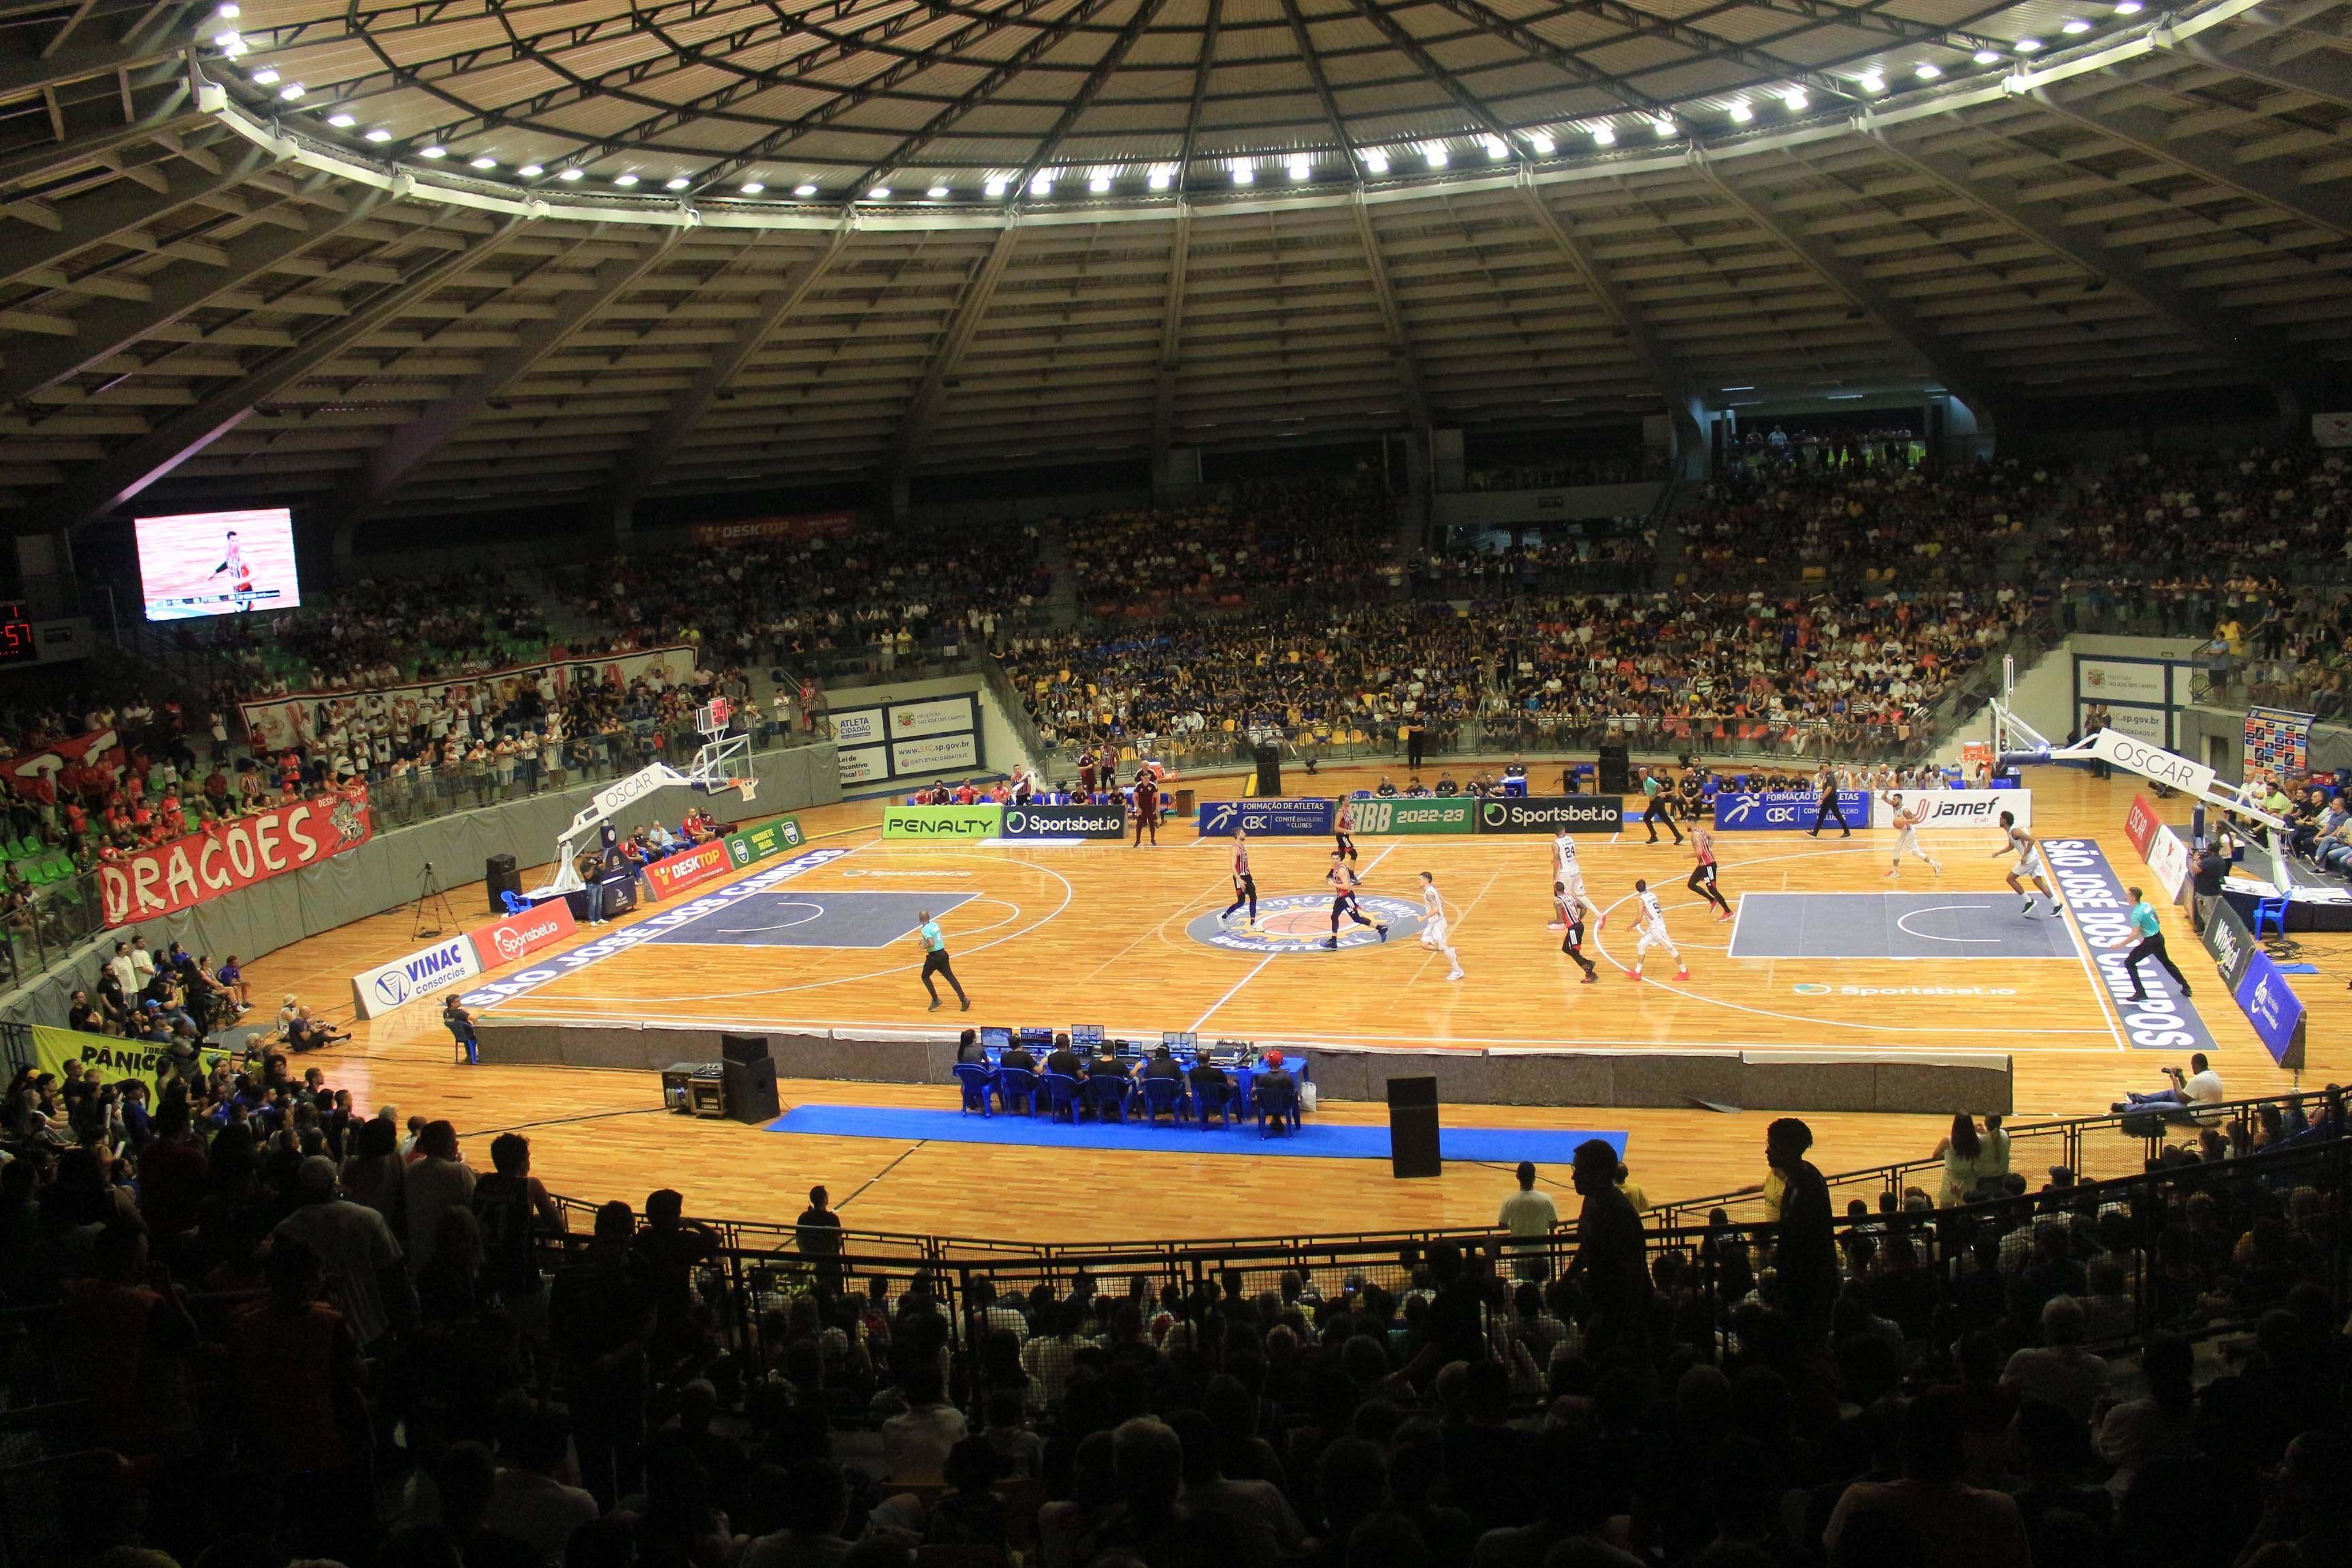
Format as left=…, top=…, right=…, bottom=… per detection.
left=135, top=508, right=301, bottom=621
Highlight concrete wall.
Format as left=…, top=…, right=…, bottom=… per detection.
left=0, top=744, right=842, bottom=1033
left=1430, top=483, right=1663, bottom=529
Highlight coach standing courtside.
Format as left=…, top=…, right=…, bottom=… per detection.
left=913, top=910, right=970, bottom=1012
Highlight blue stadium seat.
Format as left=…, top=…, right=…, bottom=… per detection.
left=994, top=1066, right=1039, bottom=1116
left=1139, top=1076, right=1186, bottom=1126
left=1254, top=1076, right=1301, bottom=1137
left=1039, top=1072, right=1083, bottom=1124
left=951, top=1062, right=996, bottom=1116
left=1083, top=1074, right=1130, bottom=1123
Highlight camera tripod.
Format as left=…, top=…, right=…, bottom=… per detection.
left=411, top=860, right=457, bottom=940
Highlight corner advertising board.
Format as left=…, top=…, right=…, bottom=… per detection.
left=1194, top=798, right=1339, bottom=836
left=2123, top=794, right=2161, bottom=858
left=469, top=900, right=578, bottom=970
left=2202, top=896, right=2257, bottom=992
left=1001, top=804, right=1127, bottom=839
left=2234, top=951, right=2308, bottom=1070
left=351, top=933, right=483, bottom=1021
left=1868, top=789, right=2031, bottom=832
left=1477, top=796, right=1624, bottom=834
left=1339, top=798, right=1475, bottom=834
left=884, top=804, right=1004, bottom=839
left=642, top=840, right=734, bottom=899
left=725, top=817, right=805, bottom=866
left=1713, top=790, right=1870, bottom=830
left=2147, top=826, right=2191, bottom=901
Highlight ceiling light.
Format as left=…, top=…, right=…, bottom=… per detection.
left=2113, top=0, right=2142, bottom=11
left=1527, top=132, right=1554, bottom=154
left=608, top=173, right=632, bottom=186
left=1728, top=101, right=1753, bottom=122
left=1721, top=385, right=1755, bottom=391
left=2061, top=17, right=2091, bottom=31
left=2014, top=35, right=2043, bottom=50
left=1915, top=63, right=1942, bottom=78
left=250, top=67, right=279, bottom=84
left=794, top=182, right=819, bottom=196
left=1363, top=149, right=1390, bottom=173
left=1484, top=136, right=1509, bottom=161
left=1858, top=72, right=1885, bottom=92
left=1974, top=48, right=2003, bottom=63
left=1424, top=144, right=1448, bottom=167
left=517, top=163, right=543, bottom=177
left=280, top=82, right=306, bottom=100
left=738, top=181, right=764, bottom=194
left=928, top=184, right=950, bottom=198
left=419, top=145, right=445, bottom=159
left=1653, top=116, right=1679, bottom=137
left=470, top=155, right=497, bottom=169
left=1782, top=88, right=1809, bottom=110
left=1148, top=169, right=1172, bottom=190
left=1030, top=174, right=1052, bottom=195
left=213, top=30, right=241, bottom=48
left=1089, top=173, right=1111, bottom=192
left=1288, top=157, right=1311, bottom=180
left=364, top=129, right=391, bottom=142
left=1590, top=124, right=1616, bottom=146
left=986, top=177, right=1009, bottom=196
left=327, top=112, right=356, bottom=127
left=1232, top=165, right=1254, bottom=185
left=216, top=1, right=239, bottom=14
left=666, top=177, right=690, bottom=190
left=222, top=37, right=246, bottom=54
left=867, top=186, right=891, bottom=199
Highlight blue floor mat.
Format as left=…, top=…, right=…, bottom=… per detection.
left=767, top=1104, right=1624, bottom=1164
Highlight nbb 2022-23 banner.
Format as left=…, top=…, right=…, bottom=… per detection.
left=1196, top=796, right=1624, bottom=835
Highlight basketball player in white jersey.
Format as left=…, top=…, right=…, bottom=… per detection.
left=211, top=529, right=255, bottom=612
left=1629, top=878, right=1688, bottom=983
left=1994, top=810, right=2061, bottom=915
left=1551, top=830, right=1605, bottom=932
left=1418, top=871, right=1463, bottom=981
left=1882, top=793, right=1942, bottom=878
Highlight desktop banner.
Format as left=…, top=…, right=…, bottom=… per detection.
left=1338, top=798, right=1475, bottom=835
left=883, top=804, right=1004, bottom=840
left=1194, top=798, right=1339, bottom=836
left=2233, top=949, right=2308, bottom=1070
left=2039, top=836, right=2223, bottom=1054
left=642, top=840, right=734, bottom=899
left=1713, top=790, right=1870, bottom=830
left=100, top=787, right=373, bottom=927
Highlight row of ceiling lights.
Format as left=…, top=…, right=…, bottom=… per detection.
left=204, top=1, right=2141, bottom=201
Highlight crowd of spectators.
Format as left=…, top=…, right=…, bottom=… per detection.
left=1405, top=523, right=1655, bottom=598
left=1064, top=478, right=1399, bottom=609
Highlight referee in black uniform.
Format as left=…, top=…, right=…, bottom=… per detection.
left=1806, top=766, right=1852, bottom=839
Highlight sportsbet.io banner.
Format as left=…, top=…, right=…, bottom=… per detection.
left=1194, top=798, right=1337, bottom=836
left=1001, top=804, right=1126, bottom=839
left=884, top=804, right=1004, bottom=839
left=1476, top=796, right=1624, bottom=834
left=1339, top=798, right=1475, bottom=835
left=2040, top=836, right=2221, bottom=1054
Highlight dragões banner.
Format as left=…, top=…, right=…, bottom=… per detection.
left=350, top=932, right=483, bottom=1020
left=1000, top=804, right=1127, bottom=839
left=724, top=817, right=805, bottom=866
left=2039, top=836, right=2222, bottom=1054
left=884, top=804, right=1004, bottom=839
left=2234, top=949, right=2308, bottom=1070
left=1869, top=789, right=2031, bottom=832
left=642, top=839, right=733, bottom=899
left=1477, top=796, right=1624, bottom=834
left=1194, top=798, right=1339, bottom=836
left=101, top=787, right=373, bottom=927
left=1712, top=790, right=1871, bottom=831
left=1339, top=798, right=1475, bottom=835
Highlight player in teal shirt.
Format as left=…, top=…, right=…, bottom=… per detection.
left=2123, top=884, right=2191, bottom=1002
left=913, top=910, right=970, bottom=1011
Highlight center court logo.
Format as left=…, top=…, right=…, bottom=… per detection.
left=1793, top=983, right=2019, bottom=996
left=1183, top=893, right=1424, bottom=956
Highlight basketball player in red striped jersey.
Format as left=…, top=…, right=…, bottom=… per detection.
left=1685, top=821, right=1731, bottom=921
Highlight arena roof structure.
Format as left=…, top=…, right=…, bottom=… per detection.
left=0, top=0, right=2347, bottom=540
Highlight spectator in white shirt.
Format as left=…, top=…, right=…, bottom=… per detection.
left=1498, top=1160, right=1558, bottom=1281
left=485, top=1403, right=601, bottom=1562
left=2001, top=1296, right=2111, bottom=1422
left=881, top=1366, right=968, bottom=1485
left=2115, top=1053, right=2226, bottom=1122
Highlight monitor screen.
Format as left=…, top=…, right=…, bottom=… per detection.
left=979, top=1026, right=1011, bottom=1050
left=1069, top=1024, right=1103, bottom=1048
left=135, top=508, right=301, bottom=621
left=1019, top=1026, right=1054, bottom=1047
left=1162, top=1030, right=1198, bottom=1054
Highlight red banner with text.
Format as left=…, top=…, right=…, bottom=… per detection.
left=468, top=900, right=579, bottom=969
left=642, top=840, right=731, bottom=900
left=100, top=789, right=374, bottom=928
left=2123, top=794, right=2160, bottom=858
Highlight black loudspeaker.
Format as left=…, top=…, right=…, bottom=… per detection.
left=485, top=853, right=522, bottom=913
left=1254, top=745, right=1282, bottom=798
left=1596, top=745, right=1631, bottom=794
left=1386, top=1075, right=1441, bottom=1179
left=720, top=1033, right=770, bottom=1065
left=723, top=1056, right=781, bottom=1123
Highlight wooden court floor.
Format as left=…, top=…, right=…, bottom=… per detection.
left=231, top=767, right=2348, bottom=1245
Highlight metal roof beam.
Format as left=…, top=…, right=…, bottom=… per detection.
left=1564, top=0, right=1848, bottom=102
left=0, top=178, right=389, bottom=404
left=2029, top=84, right=2352, bottom=238
left=1861, top=124, right=2318, bottom=412
left=886, top=223, right=1022, bottom=482
left=0, top=139, right=277, bottom=291
left=31, top=215, right=534, bottom=532
left=1341, top=0, right=1525, bottom=155
left=1177, top=0, right=1222, bottom=180
left=2165, top=31, right=2352, bottom=111
left=320, top=228, right=688, bottom=532
left=1004, top=0, right=1174, bottom=195
left=1348, top=195, right=1431, bottom=430
left=1690, top=148, right=2011, bottom=426
left=0, top=95, right=197, bottom=189
left=0, top=12, right=193, bottom=101
left=612, top=223, right=851, bottom=502
left=1151, top=204, right=1190, bottom=463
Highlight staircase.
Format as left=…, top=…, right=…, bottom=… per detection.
left=1648, top=476, right=1691, bottom=590
left=1039, top=520, right=1079, bottom=630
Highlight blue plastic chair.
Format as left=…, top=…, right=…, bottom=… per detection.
left=500, top=889, right=531, bottom=915
left=1139, top=1075, right=1186, bottom=1126
left=2252, top=894, right=2291, bottom=936
left=951, top=1062, right=996, bottom=1117
left=1254, top=1076, right=1302, bottom=1137
left=995, top=1066, right=1040, bottom=1115
left=1040, top=1071, right=1083, bottom=1124
left=1083, top=1074, right=1130, bottom=1123
left=1188, top=1071, right=1235, bottom=1128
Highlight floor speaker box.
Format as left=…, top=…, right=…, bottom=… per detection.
left=723, top=1056, right=781, bottom=1123
left=1596, top=745, right=1631, bottom=794
left=720, top=1033, right=770, bottom=1065
left=485, top=853, right=522, bottom=913
left=1254, top=745, right=1282, bottom=798
left=1386, top=1075, right=1441, bottom=1179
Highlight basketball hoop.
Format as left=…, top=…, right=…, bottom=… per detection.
left=736, top=779, right=757, bottom=803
